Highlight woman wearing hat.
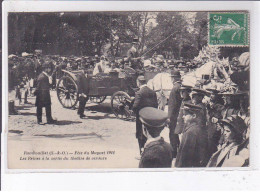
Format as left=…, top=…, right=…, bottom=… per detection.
left=207, top=115, right=247, bottom=167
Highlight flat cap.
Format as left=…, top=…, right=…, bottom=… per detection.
left=139, top=107, right=168, bottom=128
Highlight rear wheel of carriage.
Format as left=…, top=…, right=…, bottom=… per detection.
left=88, top=96, right=107, bottom=104
left=111, top=91, right=132, bottom=120
left=57, top=76, right=79, bottom=109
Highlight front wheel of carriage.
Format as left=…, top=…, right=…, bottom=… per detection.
left=111, top=91, right=133, bottom=120
left=56, top=76, right=79, bottom=109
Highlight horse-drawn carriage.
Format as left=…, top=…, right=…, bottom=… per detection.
left=56, top=68, right=140, bottom=120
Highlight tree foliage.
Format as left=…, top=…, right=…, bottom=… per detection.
left=8, top=12, right=209, bottom=59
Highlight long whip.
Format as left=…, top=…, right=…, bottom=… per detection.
left=141, top=32, right=177, bottom=57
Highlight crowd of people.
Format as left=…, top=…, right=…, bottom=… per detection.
left=134, top=51, right=249, bottom=168
left=8, top=39, right=250, bottom=168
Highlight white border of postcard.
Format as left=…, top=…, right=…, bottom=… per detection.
left=2, top=0, right=260, bottom=190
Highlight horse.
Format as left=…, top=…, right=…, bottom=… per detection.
left=147, top=58, right=231, bottom=110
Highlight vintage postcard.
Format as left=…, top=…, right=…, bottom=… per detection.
left=4, top=8, right=250, bottom=169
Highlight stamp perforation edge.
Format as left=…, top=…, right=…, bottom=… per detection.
left=207, top=11, right=250, bottom=47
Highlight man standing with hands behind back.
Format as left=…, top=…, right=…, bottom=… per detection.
left=132, top=75, right=158, bottom=156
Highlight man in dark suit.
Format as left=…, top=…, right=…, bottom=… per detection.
left=139, top=107, right=173, bottom=168
left=190, top=86, right=207, bottom=131
left=132, top=75, right=158, bottom=155
left=76, top=70, right=89, bottom=118
left=168, top=70, right=182, bottom=158
left=175, top=84, right=192, bottom=134
left=35, top=62, right=56, bottom=125
left=175, top=103, right=208, bottom=167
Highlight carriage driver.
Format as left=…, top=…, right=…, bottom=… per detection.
left=127, top=37, right=142, bottom=70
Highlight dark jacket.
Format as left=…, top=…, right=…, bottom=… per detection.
left=132, top=85, right=158, bottom=113
left=175, top=122, right=209, bottom=168
left=221, top=106, right=239, bottom=119
left=35, top=72, right=51, bottom=107
left=194, top=102, right=207, bottom=131
left=230, top=70, right=249, bottom=91
left=139, top=137, right=173, bottom=168
left=207, top=103, right=225, bottom=155
left=132, top=85, right=158, bottom=138
left=168, top=81, right=182, bottom=132
left=76, top=71, right=89, bottom=95
left=175, top=98, right=191, bottom=134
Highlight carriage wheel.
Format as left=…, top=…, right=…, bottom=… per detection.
left=57, top=76, right=79, bottom=109
left=89, top=96, right=107, bottom=104
left=111, top=91, right=132, bottom=120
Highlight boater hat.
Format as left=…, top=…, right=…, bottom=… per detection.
left=182, top=103, right=202, bottom=115
left=180, top=84, right=192, bottom=91
left=191, top=85, right=207, bottom=96
left=139, top=107, right=168, bottom=128
left=205, top=88, right=220, bottom=96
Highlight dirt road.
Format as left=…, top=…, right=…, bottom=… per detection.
left=7, top=90, right=171, bottom=169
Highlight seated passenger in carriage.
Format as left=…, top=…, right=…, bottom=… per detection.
left=93, top=55, right=110, bottom=75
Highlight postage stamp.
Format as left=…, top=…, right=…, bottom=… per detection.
left=209, top=12, right=249, bottom=46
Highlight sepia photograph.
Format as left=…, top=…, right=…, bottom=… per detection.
left=6, top=10, right=250, bottom=169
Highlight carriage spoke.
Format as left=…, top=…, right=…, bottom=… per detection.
left=57, top=87, right=66, bottom=93
left=68, top=98, right=72, bottom=107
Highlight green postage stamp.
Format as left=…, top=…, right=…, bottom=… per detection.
left=209, top=12, right=249, bottom=46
